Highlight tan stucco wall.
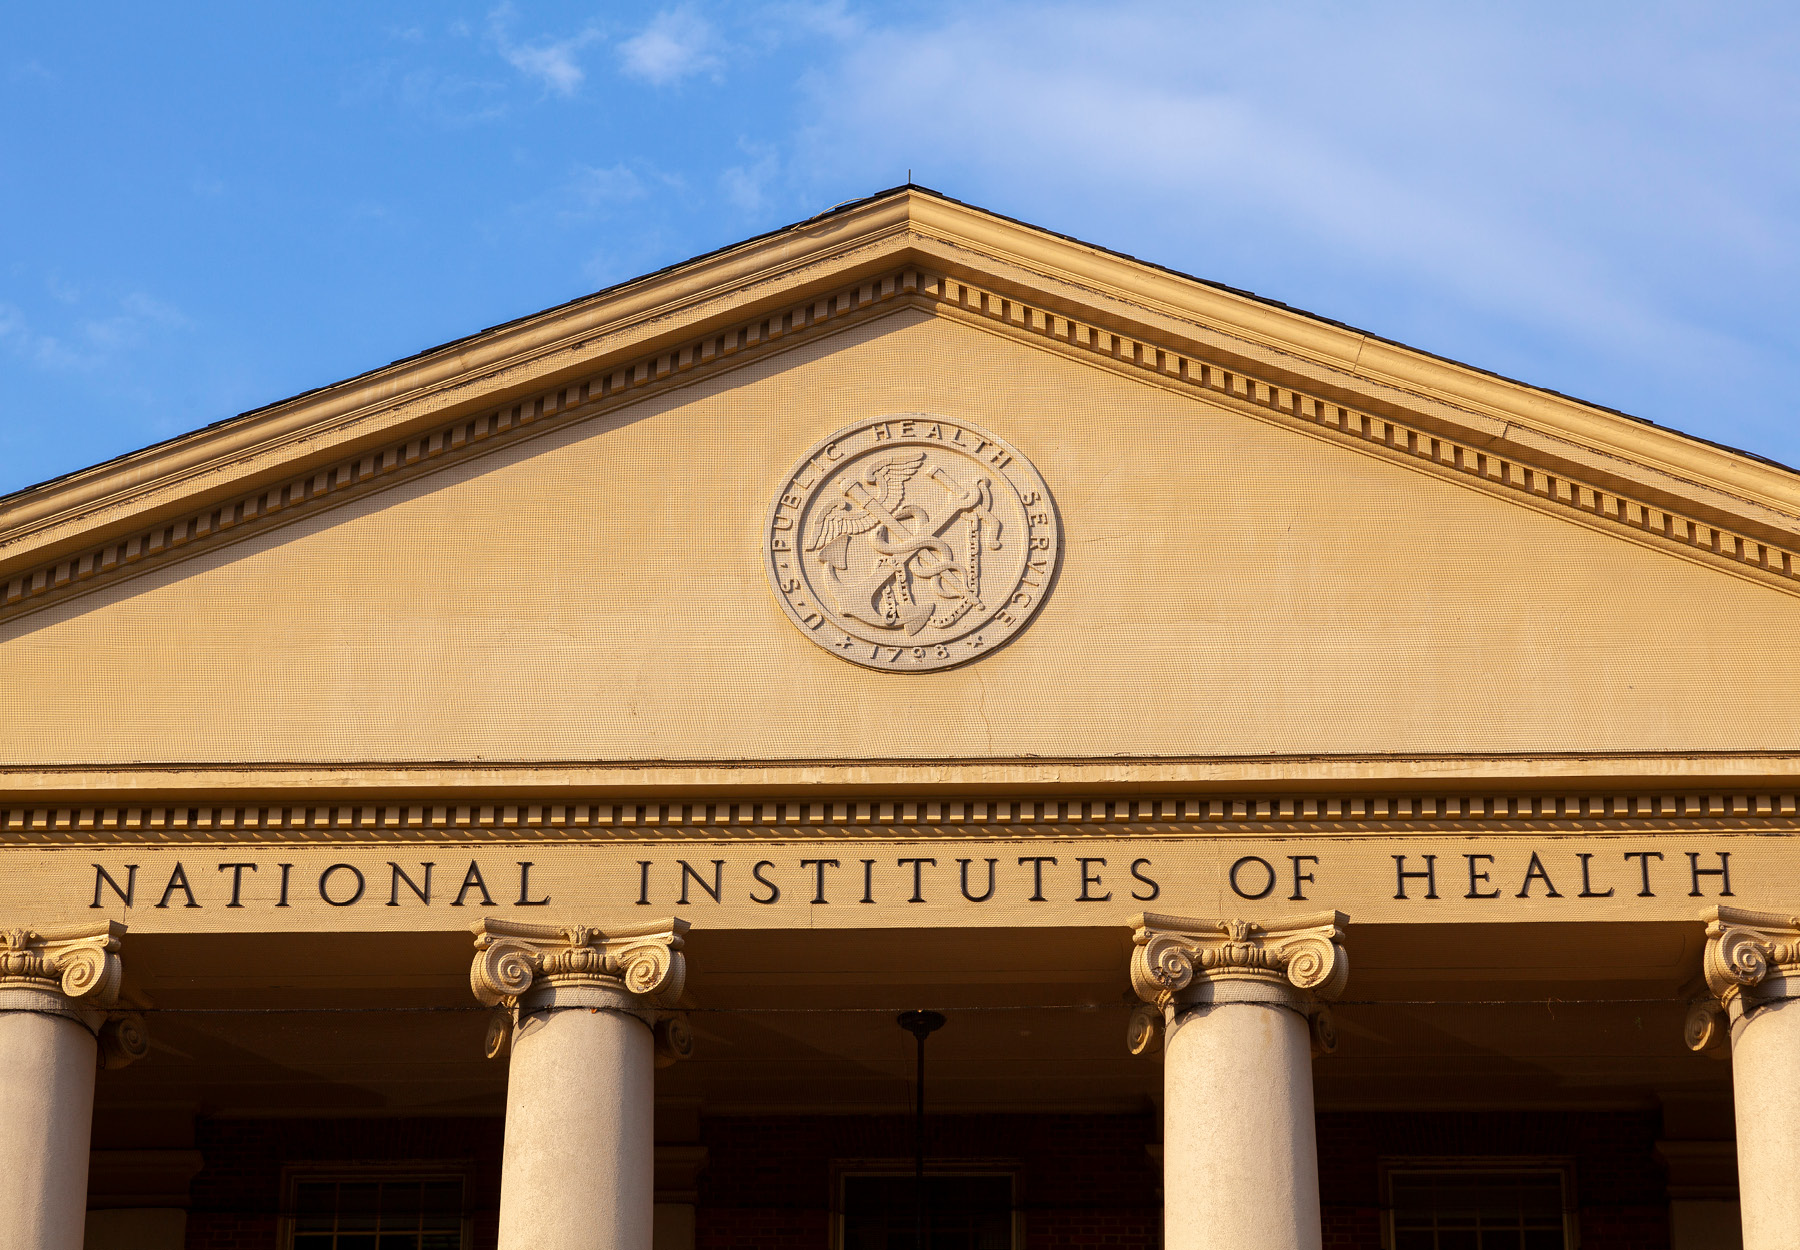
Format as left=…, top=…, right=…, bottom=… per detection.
left=2, top=308, right=1796, bottom=765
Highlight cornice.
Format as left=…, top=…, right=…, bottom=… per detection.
left=6, top=238, right=1800, bottom=623
left=0, top=787, right=1795, bottom=846
left=7, top=753, right=1800, bottom=799
left=0, top=194, right=917, bottom=551
left=898, top=195, right=1800, bottom=532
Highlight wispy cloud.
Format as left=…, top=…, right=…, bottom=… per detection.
left=488, top=4, right=603, bottom=97
left=721, top=145, right=780, bottom=213
left=791, top=3, right=1797, bottom=385
left=0, top=291, right=188, bottom=372
left=572, top=164, right=649, bottom=208
left=619, top=6, right=721, bottom=86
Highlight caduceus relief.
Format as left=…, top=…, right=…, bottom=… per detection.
left=806, top=452, right=1003, bottom=636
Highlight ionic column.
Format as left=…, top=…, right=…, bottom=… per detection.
left=1685, top=906, right=1800, bottom=1250
left=0, top=921, right=145, bottom=1250
left=1128, top=911, right=1348, bottom=1250
left=472, top=918, right=692, bottom=1250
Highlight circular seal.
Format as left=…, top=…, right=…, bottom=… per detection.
left=766, top=414, right=1059, bottom=671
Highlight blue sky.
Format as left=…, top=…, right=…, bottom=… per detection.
left=3, top=2, right=1797, bottom=496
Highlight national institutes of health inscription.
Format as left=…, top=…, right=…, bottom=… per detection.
left=766, top=415, right=1060, bottom=670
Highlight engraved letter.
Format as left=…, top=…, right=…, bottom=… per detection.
left=319, top=864, right=366, bottom=907
left=452, top=861, right=494, bottom=908
left=1687, top=852, right=1733, bottom=898
left=1465, top=854, right=1500, bottom=899
left=800, top=858, right=839, bottom=904
left=1229, top=855, right=1276, bottom=901
left=1129, top=858, right=1160, bottom=902
left=156, top=863, right=201, bottom=910
left=897, top=857, right=936, bottom=903
left=1516, top=852, right=1562, bottom=899
left=220, top=862, right=258, bottom=908
left=1019, top=856, right=1058, bottom=902
left=388, top=862, right=432, bottom=907
left=1289, top=855, right=1318, bottom=902
left=90, top=864, right=137, bottom=909
left=515, top=862, right=550, bottom=906
left=1624, top=850, right=1663, bottom=897
left=958, top=858, right=997, bottom=903
left=1078, top=858, right=1111, bottom=902
left=751, top=861, right=780, bottom=905
left=679, top=860, right=725, bottom=905
left=1393, top=855, right=1438, bottom=900
left=1577, top=853, right=1613, bottom=899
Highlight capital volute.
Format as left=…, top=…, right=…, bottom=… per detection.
left=471, top=917, right=688, bottom=1007
left=1127, top=911, right=1348, bottom=1057
left=0, top=921, right=125, bottom=1018
left=1687, top=905, right=1800, bottom=1053
left=471, top=917, right=692, bottom=1063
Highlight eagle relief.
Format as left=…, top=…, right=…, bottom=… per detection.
left=766, top=415, right=1060, bottom=670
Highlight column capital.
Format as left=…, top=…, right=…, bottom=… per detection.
left=0, top=920, right=125, bottom=1025
left=471, top=917, right=689, bottom=1007
left=1687, top=905, right=1800, bottom=1052
left=471, top=918, right=692, bottom=1063
left=1128, top=911, right=1348, bottom=1056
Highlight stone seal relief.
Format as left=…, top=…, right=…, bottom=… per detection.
left=766, top=414, right=1060, bottom=671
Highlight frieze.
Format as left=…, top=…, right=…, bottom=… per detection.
left=0, top=833, right=1778, bottom=935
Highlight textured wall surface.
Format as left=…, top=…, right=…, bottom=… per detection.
left=7, top=308, right=1800, bottom=766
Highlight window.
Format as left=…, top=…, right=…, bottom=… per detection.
left=1384, top=1165, right=1572, bottom=1250
left=840, top=1172, right=1016, bottom=1250
left=288, top=1175, right=466, bottom=1250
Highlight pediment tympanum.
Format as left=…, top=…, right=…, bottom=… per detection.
left=2, top=189, right=1799, bottom=779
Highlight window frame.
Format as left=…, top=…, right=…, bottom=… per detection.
left=1378, top=1156, right=1580, bottom=1250
left=278, top=1162, right=476, bottom=1250
left=830, top=1158, right=1023, bottom=1250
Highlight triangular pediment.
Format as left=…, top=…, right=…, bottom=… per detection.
left=4, top=188, right=1800, bottom=781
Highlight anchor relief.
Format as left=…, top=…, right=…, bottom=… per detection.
left=767, top=415, right=1060, bottom=671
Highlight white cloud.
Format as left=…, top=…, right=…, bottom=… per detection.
left=0, top=292, right=188, bottom=372
left=721, top=146, right=780, bottom=213
left=789, top=2, right=1797, bottom=382
left=488, top=5, right=602, bottom=97
left=619, top=7, right=721, bottom=86
left=573, top=164, right=648, bottom=208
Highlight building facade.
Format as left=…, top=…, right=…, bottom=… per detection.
left=0, top=187, right=1795, bottom=1250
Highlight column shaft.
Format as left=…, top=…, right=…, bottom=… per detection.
left=471, top=918, right=688, bottom=1250
left=0, top=1009, right=99, bottom=1250
left=499, top=1004, right=655, bottom=1250
left=1129, top=911, right=1346, bottom=1250
left=1164, top=1001, right=1321, bottom=1250
left=1730, top=997, right=1800, bottom=1248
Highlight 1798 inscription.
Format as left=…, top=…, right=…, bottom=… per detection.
left=766, top=415, right=1060, bottom=670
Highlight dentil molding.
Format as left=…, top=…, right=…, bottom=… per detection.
left=470, top=917, right=692, bottom=1065
left=1127, top=910, right=1348, bottom=1058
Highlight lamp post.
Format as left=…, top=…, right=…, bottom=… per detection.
left=898, top=1010, right=946, bottom=1249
